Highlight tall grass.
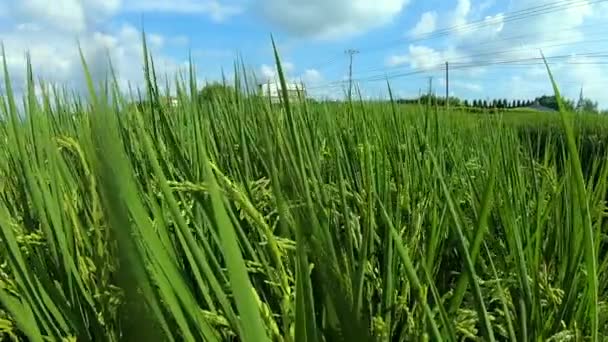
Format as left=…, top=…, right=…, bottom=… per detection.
left=1, top=39, right=608, bottom=341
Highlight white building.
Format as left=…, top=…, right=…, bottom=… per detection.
left=258, top=82, right=306, bottom=104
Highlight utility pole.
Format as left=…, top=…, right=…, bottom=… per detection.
left=427, top=76, right=433, bottom=107
left=445, top=61, right=449, bottom=111
left=345, top=49, right=359, bottom=101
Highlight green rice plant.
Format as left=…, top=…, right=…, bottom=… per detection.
left=0, top=36, right=608, bottom=341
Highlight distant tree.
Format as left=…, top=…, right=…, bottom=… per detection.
left=472, top=99, right=477, bottom=107
left=576, top=91, right=599, bottom=113
left=448, top=96, right=461, bottom=107
left=483, top=100, right=488, bottom=108
left=463, top=99, right=470, bottom=107
left=536, top=95, right=556, bottom=110
left=502, top=99, right=508, bottom=108
left=579, top=98, right=599, bottom=113
left=536, top=95, right=576, bottom=111
left=198, top=83, right=236, bottom=103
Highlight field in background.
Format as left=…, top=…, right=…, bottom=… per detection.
left=1, top=42, right=608, bottom=341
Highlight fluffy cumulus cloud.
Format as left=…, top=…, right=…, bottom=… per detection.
left=259, top=0, right=410, bottom=39
left=387, top=45, right=464, bottom=70
left=6, top=0, right=121, bottom=33
left=391, top=0, right=608, bottom=107
left=409, top=11, right=437, bottom=37
left=258, top=62, right=295, bottom=82
left=451, top=0, right=471, bottom=27
left=0, top=0, right=190, bottom=100
left=301, top=69, right=323, bottom=84
left=1, top=23, right=183, bottom=98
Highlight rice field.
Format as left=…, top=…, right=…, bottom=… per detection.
left=1, top=40, right=608, bottom=341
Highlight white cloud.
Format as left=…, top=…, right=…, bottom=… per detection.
left=386, top=0, right=608, bottom=107
left=451, top=0, right=471, bottom=28
left=1, top=19, right=183, bottom=102
left=258, top=62, right=295, bottom=82
left=409, top=11, right=437, bottom=37
left=301, top=69, right=323, bottom=84
left=387, top=45, right=462, bottom=70
left=124, top=0, right=243, bottom=22
left=259, top=64, right=277, bottom=81
left=259, top=0, right=410, bottom=39
left=149, top=34, right=165, bottom=48
left=386, top=55, right=410, bottom=67
left=6, top=0, right=121, bottom=33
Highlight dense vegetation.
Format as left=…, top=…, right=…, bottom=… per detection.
left=399, top=94, right=603, bottom=113
left=1, top=41, right=608, bottom=341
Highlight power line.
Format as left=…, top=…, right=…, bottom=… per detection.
left=307, top=51, right=608, bottom=89
left=302, top=0, right=607, bottom=71
left=345, top=49, right=359, bottom=100
left=307, top=54, right=344, bottom=71
left=352, top=28, right=608, bottom=76
left=359, top=0, right=605, bottom=54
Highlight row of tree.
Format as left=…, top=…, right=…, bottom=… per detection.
left=397, top=95, right=462, bottom=106
left=398, top=93, right=601, bottom=113
left=139, top=83, right=604, bottom=114
left=398, top=95, right=533, bottom=108
left=463, top=99, right=535, bottom=109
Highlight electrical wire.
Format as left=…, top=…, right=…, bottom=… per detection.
left=302, top=0, right=607, bottom=72
left=307, top=52, right=608, bottom=89
left=353, top=26, right=608, bottom=76
left=358, top=0, right=606, bottom=54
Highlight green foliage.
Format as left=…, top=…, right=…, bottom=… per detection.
left=577, top=98, right=599, bottom=113
left=398, top=94, right=461, bottom=107
left=198, top=83, right=236, bottom=103
left=535, top=95, right=575, bottom=111
left=1, top=39, right=608, bottom=341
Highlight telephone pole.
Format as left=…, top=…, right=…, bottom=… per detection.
left=445, top=61, right=450, bottom=111
left=346, top=49, right=359, bottom=101
left=427, top=76, right=433, bottom=107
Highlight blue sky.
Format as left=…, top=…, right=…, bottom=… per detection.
left=1, top=0, right=608, bottom=107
